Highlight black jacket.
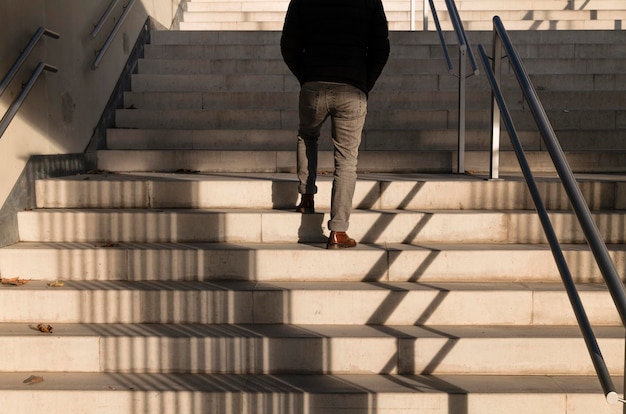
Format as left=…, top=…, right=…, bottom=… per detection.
left=280, top=0, right=390, bottom=94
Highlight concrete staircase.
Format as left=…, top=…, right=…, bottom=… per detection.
left=1, top=2, right=626, bottom=414
left=178, top=0, right=626, bottom=31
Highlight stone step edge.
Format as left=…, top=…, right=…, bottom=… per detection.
left=0, top=323, right=623, bottom=375
left=0, top=372, right=619, bottom=414
left=0, top=371, right=617, bottom=395
left=15, top=208, right=626, bottom=244
left=0, top=280, right=620, bottom=324
left=1, top=241, right=624, bottom=283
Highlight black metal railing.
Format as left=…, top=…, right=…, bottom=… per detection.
left=478, top=15, right=626, bottom=405
left=428, top=0, right=479, bottom=174
left=0, top=27, right=59, bottom=138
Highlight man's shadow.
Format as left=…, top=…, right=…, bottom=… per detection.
left=297, top=211, right=326, bottom=245
left=271, top=179, right=327, bottom=246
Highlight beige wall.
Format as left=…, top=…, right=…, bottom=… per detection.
left=0, top=0, right=183, bottom=209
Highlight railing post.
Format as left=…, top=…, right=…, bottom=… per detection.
left=421, top=0, right=427, bottom=31
left=457, top=44, right=467, bottom=173
left=489, top=27, right=502, bottom=179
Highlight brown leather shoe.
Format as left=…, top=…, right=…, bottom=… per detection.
left=327, top=231, right=357, bottom=249
left=296, top=194, right=315, bottom=213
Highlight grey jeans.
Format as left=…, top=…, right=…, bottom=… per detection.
left=297, top=81, right=367, bottom=232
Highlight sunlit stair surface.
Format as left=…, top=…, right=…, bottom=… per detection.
left=178, top=0, right=626, bottom=31
left=1, top=1, right=626, bottom=413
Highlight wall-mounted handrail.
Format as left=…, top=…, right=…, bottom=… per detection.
left=428, top=0, right=479, bottom=174
left=91, top=0, right=121, bottom=39
left=0, top=27, right=59, bottom=97
left=91, top=0, right=136, bottom=70
left=0, top=63, right=58, bottom=138
left=478, top=15, right=626, bottom=405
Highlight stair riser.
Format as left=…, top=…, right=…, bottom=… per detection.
left=0, top=335, right=622, bottom=375
left=123, top=90, right=623, bottom=111
left=178, top=19, right=626, bottom=31
left=34, top=176, right=625, bottom=211
left=0, top=285, right=620, bottom=326
left=143, top=42, right=626, bottom=61
left=95, top=150, right=454, bottom=174
left=115, top=108, right=625, bottom=132
left=128, top=73, right=625, bottom=93
left=105, top=128, right=626, bottom=152
left=1, top=245, right=624, bottom=284
left=96, top=149, right=626, bottom=174
left=150, top=29, right=626, bottom=47
left=2, top=384, right=621, bottom=414
left=16, top=209, right=626, bottom=244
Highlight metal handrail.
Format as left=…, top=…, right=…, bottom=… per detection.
left=0, top=27, right=59, bottom=97
left=428, top=0, right=453, bottom=73
left=478, top=15, right=626, bottom=405
left=428, top=0, right=479, bottom=174
left=0, top=63, right=58, bottom=138
left=91, top=0, right=121, bottom=39
left=91, top=0, right=137, bottom=70
left=446, top=0, right=479, bottom=75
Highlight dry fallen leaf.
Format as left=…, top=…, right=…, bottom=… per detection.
left=36, top=324, right=54, bottom=334
left=48, top=280, right=65, bottom=287
left=94, top=243, right=119, bottom=248
left=1, top=277, right=30, bottom=286
left=23, top=375, right=44, bottom=385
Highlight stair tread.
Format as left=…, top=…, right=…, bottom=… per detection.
left=0, top=371, right=618, bottom=393
left=0, top=278, right=612, bottom=292
left=1, top=322, right=623, bottom=338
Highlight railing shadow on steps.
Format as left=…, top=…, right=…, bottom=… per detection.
left=478, top=15, right=626, bottom=406
left=91, top=0, right=137, bottom=70
left=0, top=26, right=59, bottom=138
left=427, top=0, right=479, bottom=174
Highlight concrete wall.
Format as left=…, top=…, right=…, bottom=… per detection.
left=0, top=0, right=184, bottom=245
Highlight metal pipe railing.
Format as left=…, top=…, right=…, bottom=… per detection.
left=479, top=15, right=626, bottom=405
left=91, top=0, right=137, bottom=70
left=427, top=0, right=479, bottom=174
left=91, top=0, right=121, bottom=39
left=428, top=0, right=453, bottom=73
left=0, top=63, right=58, bottom=138
left=0, top=27, right=59, bottom=97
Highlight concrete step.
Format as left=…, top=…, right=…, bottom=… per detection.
left=177, top=19, right=626, bottom=32
left=447, top=0, right=624, bottom=11
left=150, top=29, right=626, bottom=47
left=122, top=90, right=623, bottom=112
left=460, top=19, right=626, bottom=31
left=32, top=172, right=626, bottom=211
left=0, top=280, right=621, bottom=326
left=126, top=72, right=625, bottom=94
left=180, top=0, right=625, bottom=13
left=187, top=8, right=626, bottom=24
left=2, top=240, right=626, bottom=283
left=464, top=150, right=626, bottom=174
left=0, top=323, right=623, bottom=375
left=142, top=42, right=626, bottom=62
left=95, top=149, right=454, bottom=173
left=0, top=372, right=621, bottom=414
left=105, top=127, right=626, bottom=152
left=113, top=107, right=625, bottom=133
left=95, top=148, right=626, bottom=174
left=15, top=207, right=626, bottom=244
left=104, top=127, right=540, bottom=152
